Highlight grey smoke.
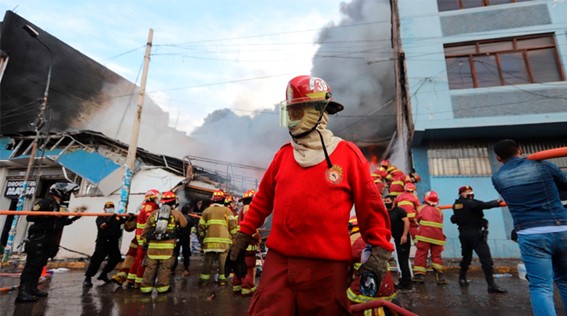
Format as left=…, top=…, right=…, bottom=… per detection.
left=188, top=0, right=396, bottom=171
left=79, top=0, right=397, bottom=178
left=312, top=0, right=396, bottom=147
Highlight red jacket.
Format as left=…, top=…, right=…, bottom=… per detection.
left=239, top=141, right=393, bottom=261
left=394, top=192, right=420, bottom=223
left=415, top=204, right=446, bottom=246
left=135, top=201, right=159, bottom=245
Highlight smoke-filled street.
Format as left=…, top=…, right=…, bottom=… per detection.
left=1, top=257, right=564, bottom=315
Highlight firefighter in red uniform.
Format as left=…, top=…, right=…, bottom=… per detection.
left=385, top=166, right=406, bottom=197
left=379, top=160, right=391, bottom=176
left=371, top=169, right=386, bottom=196
left=394, top=182, right=421, bottom=241
left=224, top=195, right=238, bottom=217
left=110, top=212, right=137, bottom=285
left=125, top=189, right=160, bottom=288
left=232, top=189, right=261, bottom=296
left=347, top=216, right=399, bottom=316
left=412, top=191, right=447, bottom=285
left=227, top=75, right=393, bottom=315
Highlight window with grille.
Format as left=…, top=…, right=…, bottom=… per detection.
left=516, top=140, right=567, bottom=171
left=444, top=34, right=565, bottom=89
left=428, top=145, right=492, bottom=176
left=438, top=0, right=533, bottom=12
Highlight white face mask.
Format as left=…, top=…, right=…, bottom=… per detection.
left=105, top=208, right=115, bottom=213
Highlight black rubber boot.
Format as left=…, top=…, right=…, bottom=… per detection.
left=487, top=282, right=507, bottom=294
left=458, top=278, right=470, bottom=286
left=29, top=279, right=48, bottom=297
left=15, top=283, right=39, bottom=303
left=458, top=269, right=469, bottom=286
left=83, top=276, right=93, bottom=287
left=97, top=273, right=111, bottom=283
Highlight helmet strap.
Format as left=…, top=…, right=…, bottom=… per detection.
left=316, top=129, right=334, bottom=169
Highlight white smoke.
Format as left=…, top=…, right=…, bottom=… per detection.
left=80, top=81, right=198, bottom=159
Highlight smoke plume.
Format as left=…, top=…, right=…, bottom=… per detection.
left=188, top=0, right=396, bottom=171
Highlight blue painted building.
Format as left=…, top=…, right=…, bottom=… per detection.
left=396, top=0, right=567, bottom=258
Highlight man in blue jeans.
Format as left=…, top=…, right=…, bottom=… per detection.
left=492, top=139, right=567, bottom=316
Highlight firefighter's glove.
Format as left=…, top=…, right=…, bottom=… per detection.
left=225, top=248, right=247, bottom=279
left=228, top=232, right=254, bottom=261
left=357, top=246, right=391, bottom=286
left=225, top=232, right=253, bottom=278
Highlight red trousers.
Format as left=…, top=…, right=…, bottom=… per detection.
left=413, top=241, right=444, bottom=273
left=127, top=246, right=147, bottom=285
left=248, top=250, right=351, bottom=316
left=232, top=252, right=257, bottom=292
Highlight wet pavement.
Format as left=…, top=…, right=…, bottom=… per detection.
left=1, top=257, right=565, bottom=316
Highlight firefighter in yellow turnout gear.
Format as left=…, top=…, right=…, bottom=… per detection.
left=198, top=189, right=238, bottom=286
left=140, top=191, right=187, bottom=294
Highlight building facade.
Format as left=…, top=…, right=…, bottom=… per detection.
left=397, top=0, right=567, bottom=257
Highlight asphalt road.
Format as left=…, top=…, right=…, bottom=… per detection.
left=0, top=257, right=565, bottom=316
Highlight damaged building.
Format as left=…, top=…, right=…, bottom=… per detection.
left=0, top=11, right=258, bottom=259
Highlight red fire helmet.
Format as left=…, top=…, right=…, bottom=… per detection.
left=424, top=191, right=439, bottom=206
left=144, top=189, right=160, bottom=201
left=161, top=191, right=177, bottom=204
left=404, top=182, right=416, bottom=192
left=211, top=189, right=226, bottom=202
left=284, top=75, right=344, bottom=114
left=243, top=189, right=256, bottom=199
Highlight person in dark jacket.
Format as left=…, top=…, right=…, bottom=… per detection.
left=16, top=182, right=82, bottom=303
left=451, top=185, right=506, bottom=293
left=83, top=201, right=127, bottom=286
left=384, top=195, right=412, bottom=291
left=171, top=204, right=198, bottom=276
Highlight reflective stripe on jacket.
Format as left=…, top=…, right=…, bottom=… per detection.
left=415, top=204, right=446, bottom=246
left=198, top=204, right=237, bottom=252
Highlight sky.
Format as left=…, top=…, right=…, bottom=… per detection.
left=0, top=0, right=397, bottom=177
left=0, top=0, right=347, bottom=133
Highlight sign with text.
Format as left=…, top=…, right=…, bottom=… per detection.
left=4, top=179, right=37, bottom=199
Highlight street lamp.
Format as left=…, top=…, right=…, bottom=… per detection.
left=1, top=25, right=53, bottom=262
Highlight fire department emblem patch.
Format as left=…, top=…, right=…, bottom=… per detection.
left=326, top=165, right=344, bottom=184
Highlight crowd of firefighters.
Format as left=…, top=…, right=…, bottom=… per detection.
left=78, top=187, right=262, bottom=297
left=11, top=159, right=502, bottom=314
left=81, top=158, right=464, bottom=309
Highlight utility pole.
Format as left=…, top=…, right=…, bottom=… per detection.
left=390, top=0, right=413, bottom=172
left=117, top=28, right=154, bottom=214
